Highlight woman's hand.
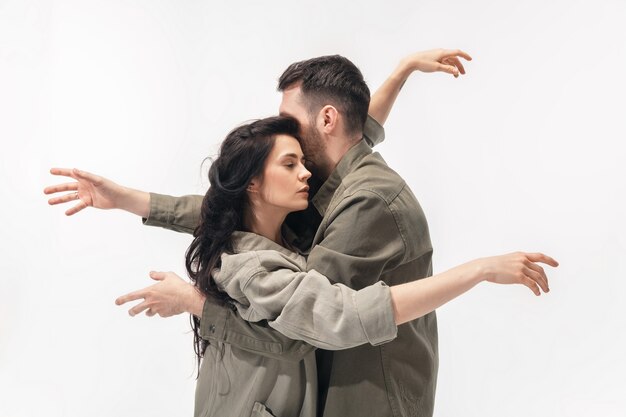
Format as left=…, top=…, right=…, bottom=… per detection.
left=115, top=271, right=206, bottom=318
left=476, top=252, right=559, bottom=296
left=44, top=167, right=150, bottom=217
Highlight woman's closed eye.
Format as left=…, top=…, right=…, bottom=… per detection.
left=279, top=153, right=306, bottom=169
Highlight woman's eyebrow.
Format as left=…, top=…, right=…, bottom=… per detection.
left=279, top=153, right=305, bottom=160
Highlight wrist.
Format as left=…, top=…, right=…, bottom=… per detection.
left=118, top=187, right=150, bottom=218
left=187, top=286, right=206, bottom=318
left=470, top=258, right=490, bottom=284
left=115, top=186, right=133, bottom=210
left=394, top=59, right=415, bottom=83
left=459, top=259, right=488, bottom=286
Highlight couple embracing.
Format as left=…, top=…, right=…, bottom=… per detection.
left=46, top=49, right=557, bottom=417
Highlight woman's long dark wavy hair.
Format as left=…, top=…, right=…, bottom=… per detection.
left=185, top=116, right=301, bottom=374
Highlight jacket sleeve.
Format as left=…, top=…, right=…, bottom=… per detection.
left=363, top=114, right=385, bottom=147
left=260, top=191, right=408, bottom=349
left=215, top=251, right=397, bottom=350
left=198, top=300, right=316, bottom=363
left=142, top=192, right=315, bottom=360
left=142, top=192, right=203, bottom=235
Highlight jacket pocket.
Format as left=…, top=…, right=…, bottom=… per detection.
left=250, top=401, right=276, bottom=417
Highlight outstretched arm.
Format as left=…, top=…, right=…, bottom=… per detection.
left=45, top=169, right=203, bottom=234
left=44, top=168, right=151, bottom=217
left=268, top=253, right=557, bottom=347
left=115, top=252, right=557, bottom=350
left=368, top=48, right=472, bottom=125
left=389, top=252, right=556, bottom=324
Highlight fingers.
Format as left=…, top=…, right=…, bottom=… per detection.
left=437, top=63, right=459, bottom=77
left=43, top=182, right=78, bottom=195
left=48, top=167, right=102, bottom=187
left=523, top=267, right=549, bottom=293
left=127, top=300, right=151, bottom=317
left=521, top=276, right=542, bottom=296
left=525, top=262, right=549, bottom=289
left=72, top=168, right=102, bottom=185
left=439, top=49, right=472, bottom=78
left=65, top=201, right=88, bottom=216
left=445, top=56, right=466, bottom=74
left=116, top=283, right=163, bottom=317
left=115, top=288, right=148, bottom=306
left=442, top=49, right=472, bottom=61
left=46, top=190, right=87, bottom=216
left=47, top=191, right=80, bottom=206
left=456, top=49, right=472, bottom=61
left=149, top=271, right=166, bottom=281
left=525, top=253, right=559, bottom=267
left=49, top=168, right=77, bottom=179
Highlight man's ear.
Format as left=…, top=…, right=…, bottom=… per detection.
left=319, top=105, right=339, bottom=134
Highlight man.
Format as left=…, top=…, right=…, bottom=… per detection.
left=46, top=49, right=473, bottom=416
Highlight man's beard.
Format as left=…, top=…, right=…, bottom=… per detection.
left=300, top=125, right=330, bottom=180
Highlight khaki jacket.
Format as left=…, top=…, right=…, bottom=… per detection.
left=145, top=116, right=438, bottom=417
left=192, top=230, right=395, bottom=417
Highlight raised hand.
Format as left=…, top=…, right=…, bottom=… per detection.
left=368, top=48, right=473, bottom=125
left=400, top=48, right=472, bottom=78
left=115, top=271, right=206, bottom=318
left=44, top=168, right=150, bottom=217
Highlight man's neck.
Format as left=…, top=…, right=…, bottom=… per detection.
left=317, top=137, right=361, bottom=181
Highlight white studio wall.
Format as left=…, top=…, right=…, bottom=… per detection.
left=1, top=1, right=625, bottom=416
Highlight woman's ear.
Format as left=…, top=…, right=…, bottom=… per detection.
left=247, top=178, right=259, bottom=193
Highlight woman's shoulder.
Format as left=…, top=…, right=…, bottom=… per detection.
left=217, top=231, right=305, bottom=273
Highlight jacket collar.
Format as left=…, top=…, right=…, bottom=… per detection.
left=311, top=139, right=372, bottom=217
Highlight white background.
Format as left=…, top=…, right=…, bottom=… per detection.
left=1, top=1, right=625, bottom=416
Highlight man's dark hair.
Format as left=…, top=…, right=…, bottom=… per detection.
left=278, top=55, right=370, bottom=137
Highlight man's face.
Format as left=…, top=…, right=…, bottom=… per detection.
left=278, top=85, right=326, bottom=175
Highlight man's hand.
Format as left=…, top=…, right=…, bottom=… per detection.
left=115, top=271, right=206, bottom=318
left=44, top=168, right=150, bottom=217
left=368, top=48, right=472, bottom=125
left=399, top=48, right=472, bottom=78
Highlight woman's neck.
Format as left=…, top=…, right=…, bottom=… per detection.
left=244, top=204, right=288, bottom=246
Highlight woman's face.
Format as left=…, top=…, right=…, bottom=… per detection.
left=252, top=134, right=311, bottom=213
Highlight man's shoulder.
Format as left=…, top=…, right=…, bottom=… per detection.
left=336, top=152, right=432, bottom=261
left=342, top=151, right=412, bottom=205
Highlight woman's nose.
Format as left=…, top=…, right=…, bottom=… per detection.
left=300, top=166, right=312, bottom=180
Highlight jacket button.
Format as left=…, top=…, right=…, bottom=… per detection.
left=209, top=324, right=216, bottom=333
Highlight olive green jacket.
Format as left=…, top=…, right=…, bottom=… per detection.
left=145, top=116, right=438, bottom=417
left=193, top=231, right=396, bottom=417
